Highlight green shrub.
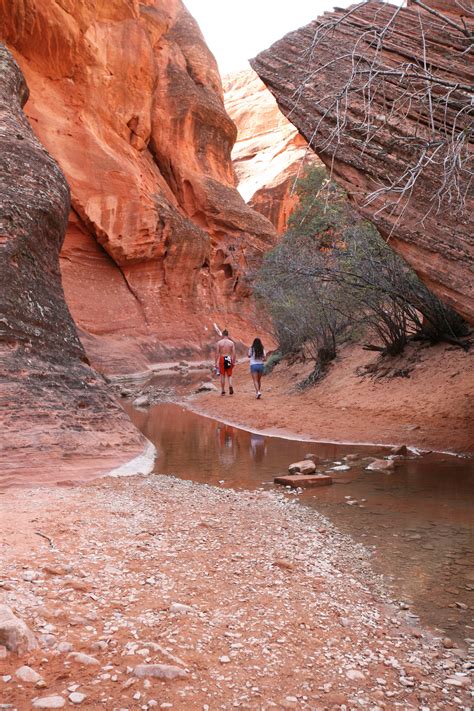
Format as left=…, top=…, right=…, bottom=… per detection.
left=253, top=166, right=468, bottom=378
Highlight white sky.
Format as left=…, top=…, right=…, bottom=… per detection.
left=185, top=0, right=372, bottom=75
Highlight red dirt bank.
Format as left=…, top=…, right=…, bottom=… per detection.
left=188, top=343, right=474, bottom=454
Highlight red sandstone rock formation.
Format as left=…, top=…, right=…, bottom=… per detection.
left=0, top=45, right=148, bottom=486
left=224, top=69, right=321, bottom=233
left=251, top=1, right=474, bottom=323
left=1, top=0, right=276, bottom=373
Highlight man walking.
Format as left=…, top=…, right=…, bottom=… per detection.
left=215, top=329, right=236, bottom=395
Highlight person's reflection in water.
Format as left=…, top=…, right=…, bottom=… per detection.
left=250, top=432, right=267, bottom=463
left=216, top=424, right=238, bottom=468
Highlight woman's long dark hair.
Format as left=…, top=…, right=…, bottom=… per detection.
left=251, top=338, right=264, bottom=359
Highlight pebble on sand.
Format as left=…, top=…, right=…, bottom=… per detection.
left=32, top=696, right=65, bottom=709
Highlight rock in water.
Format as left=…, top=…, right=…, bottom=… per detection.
left=0, top=605, right=37, bottom=654
left=366, top=459, right=395, bottom=472
left=251, top=1, right=474, bottom=323
left=288, top=460, right=316, bottom=475
left=0, top=44, right=147, bottom=485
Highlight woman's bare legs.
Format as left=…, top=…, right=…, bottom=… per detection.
left=251, top=370, right=259, bottom=395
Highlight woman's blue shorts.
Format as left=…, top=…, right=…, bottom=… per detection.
left=250, top=363, right=264, bottom=374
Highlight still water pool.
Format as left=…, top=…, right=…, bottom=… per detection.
left=126, top=402, right=474, bottom=645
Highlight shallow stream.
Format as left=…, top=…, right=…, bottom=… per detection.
left=127, top=402, right=474, bottom=645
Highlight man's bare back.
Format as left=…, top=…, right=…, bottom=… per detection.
left=216, top=337, right=235, bottom=358
left=215, top=330, right=236, bottom=395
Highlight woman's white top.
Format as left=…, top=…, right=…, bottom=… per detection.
left=248, top=347, right=266, bottom=365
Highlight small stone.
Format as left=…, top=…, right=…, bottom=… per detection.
left=445, top=675, right=470, bottom=688
left=68, top=693, right=87, bottom=705
left=391, top=445, right=408, bottom=456
left=0, top=605, right=38, bottom=654
left=66, top=579, right=90, bottom=592
left=442, top=637, right=455, bottom=649
left=15, top=666, right=43, bottom=684
left=22, top=570, right=39, bottom=582
left=32, top=696, right=65, bottom=709
left=272, top=559, right=294, bottom=571
left=169, top=602, right=193, bottom=614
left=133, top=664, right=187, bottom=680
left=43, top=565, right=68, bottom=576
left=133, top=395, right=150, bottom=408
left=67, top=652, right=100, bottom=665
left=0, top=646, right=7, bottom=659
left=195, top=382, right=218, bottom=393
left=56, top=641, right=73, bottom=653
left=219, top=655, right=231, bottom=664
left=346, top=669, right=365, bottom=681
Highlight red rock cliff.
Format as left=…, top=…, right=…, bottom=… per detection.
left=223, top=69, right=321, bottom=233
left=0, top=44, right=149, bottom=486
left=1, top=0, right=276, bottom=372
left=251, top=1, right=474, bottom=323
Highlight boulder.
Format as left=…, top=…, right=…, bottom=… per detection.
left=0, top=605, right=37, bottom=654
left=288, top=460, right=316, bottom=475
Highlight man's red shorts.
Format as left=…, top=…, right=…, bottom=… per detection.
left=219, top=355, right=233, bottom=376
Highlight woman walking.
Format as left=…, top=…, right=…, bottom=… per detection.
left=248, top=338, right=266, bottom=399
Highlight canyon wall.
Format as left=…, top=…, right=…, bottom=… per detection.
left=1, top=0, right=276, bottom=373
left=0, top=45, right=149, bottom=485
left=251, top=1, right=474, bottom=323
left=223, top=69, right=321, bottom=233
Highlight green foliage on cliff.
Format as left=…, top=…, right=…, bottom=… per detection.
left=254, top=167, right=467, bottom=383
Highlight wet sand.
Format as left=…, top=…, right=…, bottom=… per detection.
left=1, top=476, right=471, bottom=709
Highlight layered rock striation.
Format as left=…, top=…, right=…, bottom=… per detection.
left=0, top=45, right=148, bottom=486
left=251, top=1, right=474, bottom=322
left=224, top=69, right=321, bottom=233
left=1, top=0, right=276, bottom=372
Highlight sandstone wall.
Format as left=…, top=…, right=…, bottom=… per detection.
left=1, top=0, right=276, bottom=372
left=0, top=45, right=148, bottom=485
left=251, top=1, right=474, bottom=323
left=224, top=69, right=321, bottom=233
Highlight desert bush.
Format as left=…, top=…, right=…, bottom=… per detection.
left=264, top=351, right=282, bottom=375
left=254, top=166, right=468, bottom=376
